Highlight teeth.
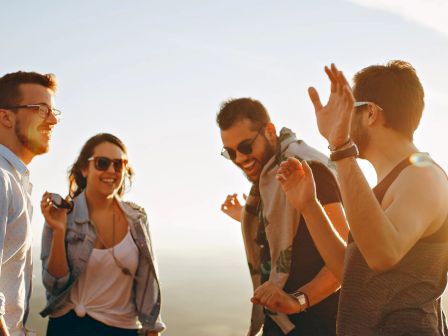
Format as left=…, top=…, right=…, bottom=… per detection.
left=101, top=178, right=115, bottom=183
left=243, top=160, right=255, bottom=170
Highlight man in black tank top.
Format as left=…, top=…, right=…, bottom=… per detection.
left=267, top=61, right=448, bottom=335
left=217, top=98, right=348, bottom=335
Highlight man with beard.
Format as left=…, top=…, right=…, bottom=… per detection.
left=217, top=98, right=348, bottom=336
left=0, top=71, right=59, bottom=336
left=259, top=61, right=448, bottom=335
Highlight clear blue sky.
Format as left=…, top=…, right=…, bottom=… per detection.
left=1, top=0, right=447, bottom=253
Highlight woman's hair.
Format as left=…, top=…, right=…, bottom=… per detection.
left=68, top=133, right=134, bottom=199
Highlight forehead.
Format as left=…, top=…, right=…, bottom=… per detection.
left=92, top=142, right=126, bottom=159
left=18, top=83, right=54, bottom=104
left=220, top=118, right=258, bottom=148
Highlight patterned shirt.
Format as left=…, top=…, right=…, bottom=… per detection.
left=0, top=145, right=33, bottom=336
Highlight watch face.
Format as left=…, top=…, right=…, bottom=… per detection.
left=297, top=294, right=307, bottom=306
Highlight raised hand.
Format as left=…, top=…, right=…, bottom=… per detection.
left=276, top=158, right=317, bottom=212
left=308, top=63, right=355, bottom=148
left=40, top=192, right=68, bottom=232
left=221, top=193, right=247, bottom=222
left=251, top=280, right=301, bottom=315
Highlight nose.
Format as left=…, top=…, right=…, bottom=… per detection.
left=106, top=162, right=116, bottom=174
left=47, top=111, right=59, bottom=125
left=234, top=150, right=249, bottom=165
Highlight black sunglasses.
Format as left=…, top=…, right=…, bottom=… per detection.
left=88, top=156, right=128, bottom=173
left=221, top=128, right=263, bottom=161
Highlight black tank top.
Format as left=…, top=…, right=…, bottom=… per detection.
left=338, top=155, right=448, bottom=336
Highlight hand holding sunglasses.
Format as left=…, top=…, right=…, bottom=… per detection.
left=88, top=156, right=128, bottom=173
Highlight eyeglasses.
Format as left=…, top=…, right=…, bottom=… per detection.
left=221, top=128, right=263, bottom=161
left=88, top=156, right=128, bottom=173
left=354, top=101, right=383, bottom=111
left=0, top=103, right=62, bottom=120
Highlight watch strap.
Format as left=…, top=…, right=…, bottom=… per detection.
left=330, top=143, right=359, bottom=161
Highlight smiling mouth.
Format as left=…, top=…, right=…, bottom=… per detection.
left=100, top=178, right=117, bottom=184
left=240, top=159, right=259, bottom=176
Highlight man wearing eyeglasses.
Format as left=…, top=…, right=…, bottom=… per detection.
left=0, top=71, right=59, bottom=336
left=217, top=98, right=348, bottom=336
left=267, top=61, right=448, bottom=335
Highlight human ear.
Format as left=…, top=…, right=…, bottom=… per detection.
left=0, top=109, right=14, bottom=128
left=366, top=105, right=381, bottom=126
left=264, top=122, right=277, bottom=139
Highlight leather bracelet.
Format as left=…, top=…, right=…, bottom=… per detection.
left=328, top=138, right=352, bottom=151
left=330, top=143, right=359, bottom=161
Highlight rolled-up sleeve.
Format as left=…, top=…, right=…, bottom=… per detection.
left=40, top=222, right=70, bottom=295
left=0, top=174, right=9, bottom=316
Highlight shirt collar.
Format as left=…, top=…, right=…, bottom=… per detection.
left=73, top=191, right=140, bottom=225
left=0, top=144, right=29, bottom=177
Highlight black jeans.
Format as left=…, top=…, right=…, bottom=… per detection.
left=47, top=310, right=139, bottom=336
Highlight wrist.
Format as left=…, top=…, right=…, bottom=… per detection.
left=328, top=137, right=351, bottom=151
left=289, top=290, right=310, bottom=313
left=52, top=225, right=66, bottom=235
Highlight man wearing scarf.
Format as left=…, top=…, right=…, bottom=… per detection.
left=217, top=98, right=348, bottom=336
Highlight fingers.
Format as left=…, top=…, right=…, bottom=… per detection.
left=302, top=160, right=313, bottom=177
left=308, top=87, right=323, bottom=112
left=325, top=65, right=338, bottom=93
left=221, top=193, right=243, bottom=212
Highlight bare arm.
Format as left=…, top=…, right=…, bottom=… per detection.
left=334, top=157, right=447, bottom=271
left=41, top=192, right=69, bottom=279
left=252, top=172, right=348, bottom=313
left=278, top=158, right=348, bottom=280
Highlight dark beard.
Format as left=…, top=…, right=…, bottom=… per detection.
left=15, top=119, right=47, bottom=155
left=243, top=136, right=276, bottom=183
left=351, top=118, right=369, bottom=158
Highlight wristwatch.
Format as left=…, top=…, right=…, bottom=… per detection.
left=330, top=143, right=359, bottom=162
left=290, top=291, right=309, bottom=312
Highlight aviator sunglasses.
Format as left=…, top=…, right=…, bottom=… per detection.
left=221, top=127, right=264, bottom=161
left=88, top=156, right=128, bottom=173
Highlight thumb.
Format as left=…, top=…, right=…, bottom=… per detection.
left=243, top=193, right=248, bottom=201
left=308, top=87, right=323, bottom=112
left=302, top=160, right=314, bottom=177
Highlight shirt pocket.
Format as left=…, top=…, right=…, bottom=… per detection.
left=65, top=227, right=92, bottom=269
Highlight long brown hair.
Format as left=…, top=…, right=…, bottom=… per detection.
left=68, top=133, right=134, bottom=199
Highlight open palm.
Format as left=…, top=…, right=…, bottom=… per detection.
left=308, top=63, right=355, bottom=148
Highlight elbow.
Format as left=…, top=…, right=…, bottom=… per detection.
left=366, top=249, right=402, bottom=273
left=366, top=252, right=400, bottom=273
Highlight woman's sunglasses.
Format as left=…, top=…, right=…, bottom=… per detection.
left=88, top=156, right=128, bottom=173
left=221, top=128, right=263, bottom=161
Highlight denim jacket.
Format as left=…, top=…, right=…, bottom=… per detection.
left=40, top=191, right=165, bottom=333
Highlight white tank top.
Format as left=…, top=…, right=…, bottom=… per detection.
left=51, top=230, right=141, bottom=329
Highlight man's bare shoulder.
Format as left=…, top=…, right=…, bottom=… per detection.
left=385, top=161, right=448, bottom=218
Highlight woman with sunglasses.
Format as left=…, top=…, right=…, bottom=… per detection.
left=39, top=133, right=165, bottom=336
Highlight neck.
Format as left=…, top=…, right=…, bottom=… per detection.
left=0, top=136, right=34, bottom=165
left=364, top=132, right=418, bottom=182
left=85, top=188, right=115, bottom=212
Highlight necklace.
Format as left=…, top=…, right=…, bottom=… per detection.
left=93, top=205, right=133, bottom=277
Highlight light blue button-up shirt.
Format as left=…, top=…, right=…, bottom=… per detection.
left=0, top=144, right=33, bottom=336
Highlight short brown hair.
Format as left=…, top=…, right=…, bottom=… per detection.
left=353, top=60, right=424, bottom=140
left=0, top=71, right=58, bottom=107
left=216, top=97, right=271, bottom=130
